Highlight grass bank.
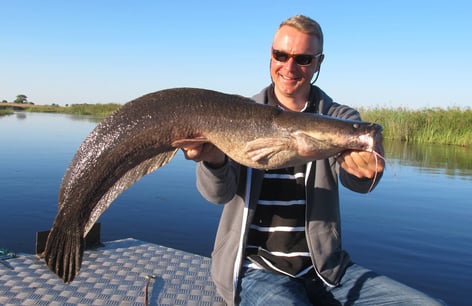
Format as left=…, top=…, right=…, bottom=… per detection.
left=23, top=103, right=121, bottom=116
left=360, top=107, right=472, bottom=147
left=1, top=103, right=122, bottom=117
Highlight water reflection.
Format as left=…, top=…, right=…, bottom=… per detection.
left=16, top=112, right=27, bottom=119
left=3, top=110, right=105, bottom=123
left=384, top=139, right=472, bottom=179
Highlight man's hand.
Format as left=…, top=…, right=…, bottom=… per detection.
left=337, top=145, right=385, bottom=179
left=181, top=143, right=226, bottom=168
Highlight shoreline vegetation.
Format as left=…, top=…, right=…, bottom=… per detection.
left=0, top=102, right=120, bottom=117
left=1, top=103, right=471, bottom=147
left=359, top=106, right=471, bottom=147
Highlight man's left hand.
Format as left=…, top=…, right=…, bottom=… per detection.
left=337, top=147, right=385, bottom=179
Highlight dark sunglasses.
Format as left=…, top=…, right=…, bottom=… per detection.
left=271, top=49, right=322, bottom=66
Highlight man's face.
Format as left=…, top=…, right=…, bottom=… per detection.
left=270, top=25, right=323, bottom=99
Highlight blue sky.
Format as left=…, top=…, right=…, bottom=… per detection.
left=1, top=1, right=471, bottom=109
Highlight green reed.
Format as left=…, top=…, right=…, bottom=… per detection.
left=65, top=103, right=121, bottom=116
left=23, top=103, right=121, bottom=117
left=360, top=107, right=472, bottom=147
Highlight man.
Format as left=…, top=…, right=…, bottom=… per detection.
left=183, top=15, right=443, bottom=306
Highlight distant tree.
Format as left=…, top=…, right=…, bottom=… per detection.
left=15, top=94, right=28, bottom=104
left=1, top=100, right=7, bottom=103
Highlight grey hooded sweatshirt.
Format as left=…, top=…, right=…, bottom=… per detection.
left=196, top=85, right=382, bottom=304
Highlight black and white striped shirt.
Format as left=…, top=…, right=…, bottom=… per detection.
left=245, top=165, right=313, bottom=278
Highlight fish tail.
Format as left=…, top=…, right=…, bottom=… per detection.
left=43, top=220, right=84, bottom=283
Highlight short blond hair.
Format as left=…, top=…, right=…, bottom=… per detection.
left=279, top=15, right=324, bottom=51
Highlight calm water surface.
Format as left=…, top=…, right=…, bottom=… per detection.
left=0, top=112, right=470, bottom=305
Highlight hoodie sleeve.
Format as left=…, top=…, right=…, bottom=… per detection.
left=196, top=159, right=240, bottom=204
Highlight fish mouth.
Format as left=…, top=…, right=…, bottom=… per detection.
left=357, top=134, right=375, bottom=151
left=345, top=122, right=383, bottom=152
left=361, top=123, right=383, bottom=151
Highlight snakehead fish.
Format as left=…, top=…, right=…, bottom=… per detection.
left=43, top=87, right=383, bottom=282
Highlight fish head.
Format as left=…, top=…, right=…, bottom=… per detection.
left=287, top=114, right=384, bottom=160
left=344, top=120, right=383, bottom=152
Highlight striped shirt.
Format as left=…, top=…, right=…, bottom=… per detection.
left=245, top=165, right=314, bottom=278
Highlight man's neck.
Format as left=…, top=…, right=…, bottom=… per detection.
left=274, top=88, right=310, bottom=112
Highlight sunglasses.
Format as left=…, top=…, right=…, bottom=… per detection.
left=271, top=49, right=322, bottom=66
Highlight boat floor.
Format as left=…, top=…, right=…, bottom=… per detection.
left=0, top=238, right=225, bottom=305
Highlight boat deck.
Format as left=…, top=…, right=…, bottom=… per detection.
left=0, top=238, right=225, bottom=305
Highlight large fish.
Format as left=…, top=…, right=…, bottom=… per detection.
left=43, top=87, right=382, bottom=282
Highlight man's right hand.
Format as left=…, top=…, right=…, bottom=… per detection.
left=181, top=143, right=226, bottom=168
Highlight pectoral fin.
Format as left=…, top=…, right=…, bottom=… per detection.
left=291, top=131, right=337, bottom=158
left=245, top=137, right=294, bottom=163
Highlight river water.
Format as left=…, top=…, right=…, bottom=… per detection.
left=0, top=112, right=470, bottom=305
